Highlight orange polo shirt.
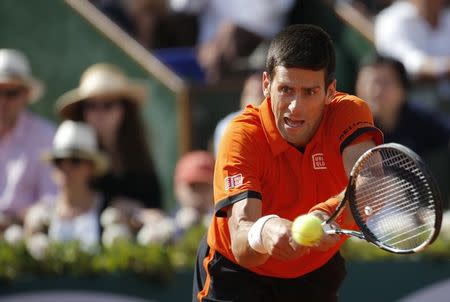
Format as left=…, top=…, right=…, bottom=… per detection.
left=208, top=92, right=383, bottom=278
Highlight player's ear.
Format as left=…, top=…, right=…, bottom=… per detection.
left=325, top=80, right=336, bottom=105
left=262, top=72, right=270, bottom=98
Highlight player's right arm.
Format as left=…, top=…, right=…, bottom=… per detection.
left=217, top=112, right=308, bottom=269
left=227, top=197, right=269, bottom=267
left=227, top=197, right=309, bottom=268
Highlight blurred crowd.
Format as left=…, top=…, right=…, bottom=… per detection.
left=1, top=0, right=450, bottom=256
left=0, top=50, right=215, bottom=254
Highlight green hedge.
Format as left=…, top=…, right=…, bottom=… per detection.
left=1, top=225, right=449, bottom=282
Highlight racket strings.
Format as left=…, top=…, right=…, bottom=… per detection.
left=352, top=157, right=416, bottom=201
left=374, top=202, right=435, bottom=224
left=373, top=210, right=435, bottom=238
left=356, top=178, right=433, bottom=214
left=352, top=149, right=436, bottom=251
left=355, top=175, right=414, bottom=208
left=388, top=228, right=434, bottom=246
left=372, top=210, right=435, bottom=250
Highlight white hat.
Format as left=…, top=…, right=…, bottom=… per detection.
left=0, top=49, right=44, bottom=103
left=56, top=63, right=148, bottom=120
left=42, top=121, right=108, bottom=175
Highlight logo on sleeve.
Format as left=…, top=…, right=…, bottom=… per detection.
left=224, top=174, right=243, bottom=190
left=312, top=153, right=327, bottom=170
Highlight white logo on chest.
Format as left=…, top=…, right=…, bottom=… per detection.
left=312, top=153, right=327, bottom=170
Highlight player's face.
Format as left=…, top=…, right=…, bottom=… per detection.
left=263, top=66, right=335, bottom=148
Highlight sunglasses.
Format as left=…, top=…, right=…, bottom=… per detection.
left=0, top=87, right=26, bottom=100
left=83, top=100, right=123, bottom=111
left=52, top=157, right=86, bottom=168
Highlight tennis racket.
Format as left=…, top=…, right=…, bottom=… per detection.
left=321, top=143, right=442, bottom=254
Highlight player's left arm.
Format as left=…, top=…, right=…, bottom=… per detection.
left=308, top=139, right=376, bottom=251
left=308, top=96, right=383, bottom=250
left=310, top=137, right=377, bottom=220
left=310, top=96, right=383, bottom=219
left=310, top=139, right=375, bottom=215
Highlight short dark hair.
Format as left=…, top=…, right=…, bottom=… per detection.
left=74, top=98, right=156, bottom=175
left=359, top=53, right=410, bottom=90
left=266, top=24, right=336, bottom=87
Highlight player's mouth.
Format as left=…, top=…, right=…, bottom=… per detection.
left=284, top=117, right=305, bottom=129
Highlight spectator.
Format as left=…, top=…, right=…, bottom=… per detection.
left=170, top=0, right=295, bottom=81
left=93, top=0, right=197, bottom=50
left=355, top=54, right=450, bottom=156
left=173, top=150, right=214, bottom=233
left=356, top=54, right=450, bottom=206
left=90, top=0, right=133, bottom=33
left=134, top=150, right=215, bottom=245
left=350, top=0, right=394, bottom=17
left=124, top=0, right=197, bottom=49
left=0, top=49, right=56, bottom=224
left=55, top=63, right=162, bottom=214
left=213, top=72, right=264, bottom=156
left=375, top=0, right=450, bottom=81
left=25, top=121, right=108, bottom=249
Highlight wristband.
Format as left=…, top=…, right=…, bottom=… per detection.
left=247, top=214, right=279, bottom=254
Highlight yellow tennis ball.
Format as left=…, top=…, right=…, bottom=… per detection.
left=291, top=214, right=324, bottom=246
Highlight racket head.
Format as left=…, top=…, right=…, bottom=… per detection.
left=346, top=143, right=443, bottom=254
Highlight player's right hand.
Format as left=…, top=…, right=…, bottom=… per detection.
left=261, top=217, right=310, bottom=261
left=309, top=211, right=341, bottom=252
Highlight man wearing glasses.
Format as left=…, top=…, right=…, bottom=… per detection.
left=0, top=49, right=56, bottom=226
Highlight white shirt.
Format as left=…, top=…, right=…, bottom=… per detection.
left=170, top=0, right=294, bottom=43
left=0, top=111, right=56, bottom=215
left=375, top=1, right=450, bottom=77
left=48, top=196, right=101, bottom=250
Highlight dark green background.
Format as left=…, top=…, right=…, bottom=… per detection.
left=1, top=262, right=449, bottom=301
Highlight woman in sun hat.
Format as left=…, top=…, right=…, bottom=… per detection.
left=55, top=63, right=162, bottom=217
left=24, top=120, right=108, bottom=249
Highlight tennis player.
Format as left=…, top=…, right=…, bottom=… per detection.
left=193, top=24, right=384, bottom=302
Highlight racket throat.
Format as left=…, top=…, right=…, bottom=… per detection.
left=322, top=223, right=365, bottom=239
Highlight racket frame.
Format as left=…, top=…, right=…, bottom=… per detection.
left=323, top=143, right=443, bottom=254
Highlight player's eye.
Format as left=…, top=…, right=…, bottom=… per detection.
left=303, top=88, right=318, bottom=96
left=279, top=86, right=293, bottom=95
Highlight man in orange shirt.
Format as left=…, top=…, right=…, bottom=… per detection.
left=193, top=24, right=383, bottom=302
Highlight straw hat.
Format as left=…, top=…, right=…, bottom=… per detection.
left=56, top=63, right=148, bottom=120
left=0, top=49, right=44, bottom=103
left=42, top=120, right=109, bottom=176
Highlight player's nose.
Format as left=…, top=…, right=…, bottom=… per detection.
left=287, top=98, right=303, bottom=115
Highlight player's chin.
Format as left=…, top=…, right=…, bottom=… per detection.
left=282, top=130, right=305, bottom=147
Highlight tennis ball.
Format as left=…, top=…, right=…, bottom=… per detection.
left=291, top=214, right=324, bottom=246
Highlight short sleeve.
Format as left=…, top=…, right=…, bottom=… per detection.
left=213, top=121, right=263, bottom=217
left=328, top=96, right=383, bottom=153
